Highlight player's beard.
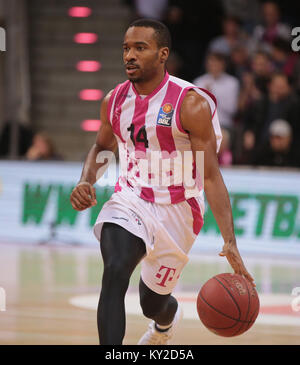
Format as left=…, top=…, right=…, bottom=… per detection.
left=127, top=54, right=160, bottom=83
left=129, top=65, right=158, bottom=84
left=127, top=70, right=143, bottom=83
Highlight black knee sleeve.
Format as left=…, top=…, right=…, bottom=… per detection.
left=139, top=279, right=170, bottom=318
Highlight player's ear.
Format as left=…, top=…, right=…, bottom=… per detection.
left=160, top=47, right=169, bottom=64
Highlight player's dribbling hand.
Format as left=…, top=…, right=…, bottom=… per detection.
left=219, top=241, right=256, bottom=287
left=70, top=182, right=97, bottom=211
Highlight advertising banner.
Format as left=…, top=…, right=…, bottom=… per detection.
left=0, top=161, right=300, bottom=257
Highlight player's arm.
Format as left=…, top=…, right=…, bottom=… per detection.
left=70, top=90, right=117, bottom=211
left=181, top=90, right=255, bottom=286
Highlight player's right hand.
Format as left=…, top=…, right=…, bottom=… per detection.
left=70, top=182, right=97, bottom=211
left=219, top=241, right=256, bottom=287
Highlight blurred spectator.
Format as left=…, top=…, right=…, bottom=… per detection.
left=224, top=0, right=260, bottom=24
left=221, top=0, right=261, bottom=33
left=229, top=45, right=250, bottom=81
left=251, top=1, right=291, bottom=53
left=242, top=73, right=300, bottom=156
left=238, top=51, right=273, bottom=113
left=251, top=51, right=273, bottom=94
left=26, top=132, right=62, bottom=161
left=253, top=119, right=299, bottom=167
left=166, top=51, right=183, bottom=77
left=271, top=37, right=299, bottom=78
left=208, top=16, right=249, bottom=57
left=238, top=72, right=261, bottom=116
left=133, top=0, right=168, bottom=20
left=218, top=128, right=233, bottom=166
left=0, top=120, right=34, bottom=158
left=193, top=52, right=240, bottom=131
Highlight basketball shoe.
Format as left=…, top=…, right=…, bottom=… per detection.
left=137, top=305, right=183, bottom=345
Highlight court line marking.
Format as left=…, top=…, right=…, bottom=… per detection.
left=69, top=292, right=300, bottom=327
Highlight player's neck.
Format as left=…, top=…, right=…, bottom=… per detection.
left=133, top=69, right=166, bottom=96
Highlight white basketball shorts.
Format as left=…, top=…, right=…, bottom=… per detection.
left=93, top=185, right=205, bottom=295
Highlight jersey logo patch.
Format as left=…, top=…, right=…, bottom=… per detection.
left=156, top=103, right=174, bottom=127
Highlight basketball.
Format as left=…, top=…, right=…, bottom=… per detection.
left=197, top=273, right=260, bottom=337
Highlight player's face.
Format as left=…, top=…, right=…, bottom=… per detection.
left=123, top=27, right=166, bottom=83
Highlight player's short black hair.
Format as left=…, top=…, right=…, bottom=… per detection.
left=128, top=18, right=172, bottom=50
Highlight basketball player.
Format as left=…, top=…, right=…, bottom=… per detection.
left=70, top=19, right=255, bottom=345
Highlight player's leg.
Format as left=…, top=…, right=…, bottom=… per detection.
left=138, top=278, right=182, bottom=344
left=98, top=222, right=146, bottom=345
left=139, top=278, right=178, bottom=326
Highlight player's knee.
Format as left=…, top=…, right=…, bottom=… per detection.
left=141, top=303, right=165, bottom=319
left=103, top=262, right=130, bottom=288
left=140, top=295, right=166, bottom=319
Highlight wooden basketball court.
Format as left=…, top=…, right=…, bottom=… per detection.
left=0, top=242, right=299, bottom=345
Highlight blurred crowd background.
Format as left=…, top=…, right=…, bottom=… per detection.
left=0, top=0, right=300, bottom=168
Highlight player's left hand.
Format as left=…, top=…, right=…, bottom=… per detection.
left=219, top=241, right=256, bottom=287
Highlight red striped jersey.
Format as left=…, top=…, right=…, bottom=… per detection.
left=107, top=71, right=222, bottom=205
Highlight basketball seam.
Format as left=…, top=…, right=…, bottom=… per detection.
left=248, top=309, right=259, bottom=328
left=199, top=291, right=238, bottom=326
left=229, top=276, right=251, bottom=336
left=247, top=288, right=260, bottom=330
left=198, top=291, right=253, bottom=324
left=214, top=277, right=241, bottom=320
left=205, top=316, right=254, bottom=331
left=203, top=321, right=239, bottom=330
left=245, top=280, right=260, bottom=325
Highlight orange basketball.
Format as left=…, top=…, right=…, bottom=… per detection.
left=197, top=273, right=260, bottom=337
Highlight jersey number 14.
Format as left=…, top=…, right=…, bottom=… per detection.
left=127, top=123, right=149, bottom=148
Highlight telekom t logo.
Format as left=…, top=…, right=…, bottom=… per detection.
left=155, top=265, right=178, bottom=287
